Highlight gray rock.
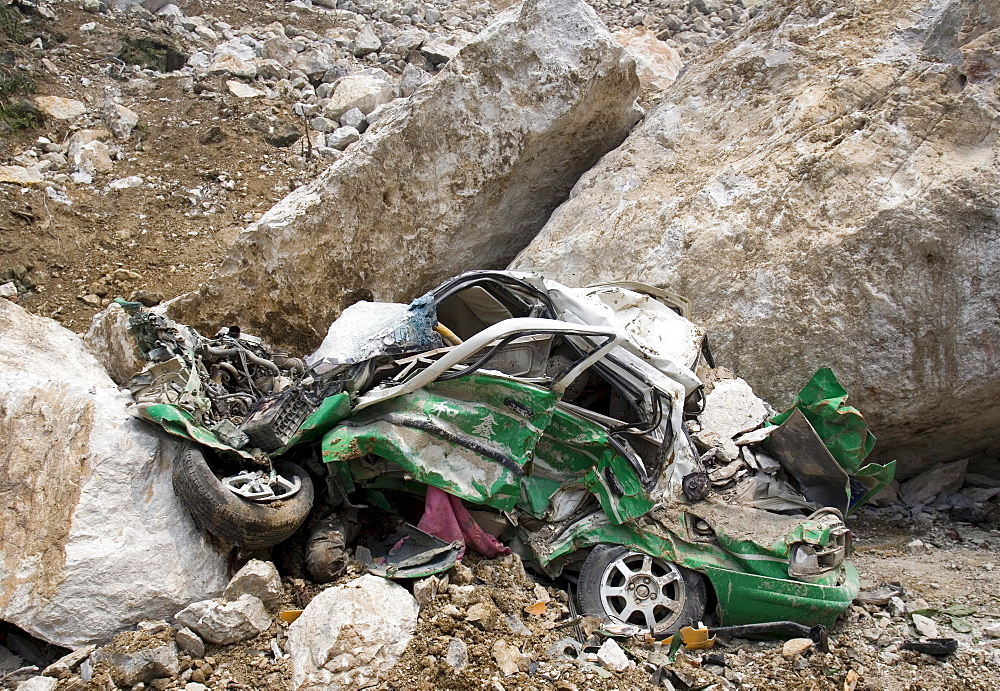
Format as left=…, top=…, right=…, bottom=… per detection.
left=339, top=107, right=367, bottom=131
left=322, top=74, right=395, bottom=119
left=0, top=301, right=229, bottom=647
left=168, top=0, right=642, bottom=354
left=444, top=637, right=467, bottom=670
left=222, top=559, right=282, bottom=610
left=353, top=25, right=382, bottom=55
left=42, top=646, right=96, bottom=678
left=254, top=58, right=289, bottom=82
left=697, top=374, right=769, bottom=453
left=399, top=62, right=430, bottom=96
left=174, top=628, right=205, bottom=658
left=103, top=101, right=139, bottom=140
left=174, top=594, right=271, bottom=645
left=511, top=0, right=1000, bottom=476
left=420, top=36, right=462, bottom=64
left=327, top=126, right=361, bottom=150
left=288, top=575, right=418, bottom=691
left=901, top=459, right=969, bottom=506
left=390, top=28, right=428, bottom=53
left=310, top=116, right=340, bottom=133
left=291, top=45, right=340, bottom=79
left=92, top=643, right=180, bottom=687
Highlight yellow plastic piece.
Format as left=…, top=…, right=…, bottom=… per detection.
left=279, top=610, right=304, bottom=623
left=644, top=625, right=716, bottom=650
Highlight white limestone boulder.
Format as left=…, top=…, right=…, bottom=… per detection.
left=288, top=575, right=419, bottom=690
left=513, top=0, right=1000, bottom=476
left=0, top=299, right=228, bottom=647
left=168, top=0, right=641, bottom=356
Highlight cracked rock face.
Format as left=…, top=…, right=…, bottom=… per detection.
left=513, top=0, right=1000, bottom=476
left=0, top=300, right=229, bottom=647
left=169, top=0, right=642, bottom=355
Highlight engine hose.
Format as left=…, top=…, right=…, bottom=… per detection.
left=217, top=361, right=241, bottom=381
left=202, top=344, right=280, bottom=375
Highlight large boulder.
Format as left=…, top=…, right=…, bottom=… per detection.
left=287, top=575, right=419, bottom=690
left=0, top=300, right=229, bottom=647
left=512, top=0, right=1000, bottom=477
left=168, top=0, right=641, bottom=354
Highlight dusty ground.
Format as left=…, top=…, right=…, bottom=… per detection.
left=45, top=508, right=998, bottom=691
left=0, top=0, right=361, bottom=333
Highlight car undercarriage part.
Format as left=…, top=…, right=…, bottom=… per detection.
left=646, top=621, right=829, bottom=649
left=357, top=521, right=463, bottom=579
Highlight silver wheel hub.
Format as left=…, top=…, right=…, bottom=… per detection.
left=599, top=551, right=686, bottom=632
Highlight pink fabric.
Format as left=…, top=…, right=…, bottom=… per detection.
left=418, top=486, right=511, bottom=559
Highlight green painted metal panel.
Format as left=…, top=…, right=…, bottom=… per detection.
left=322, top=373, right=558, bottom=511
left=704, top=563, right=860, bottom=627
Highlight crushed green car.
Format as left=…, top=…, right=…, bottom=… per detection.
left=123, top=270, right=894, bottom=634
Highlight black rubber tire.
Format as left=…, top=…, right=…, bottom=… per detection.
left=577, top=545, right=706, bottom=633
left=172, top=445, right=314, bottom=551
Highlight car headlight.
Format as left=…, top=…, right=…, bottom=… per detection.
left=788, top=526, right=851, bottom=581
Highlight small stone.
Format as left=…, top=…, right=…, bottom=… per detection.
left=412, top=576, right=441, bottom=608
left=14, top=677, right=58, bottom=691
left=449, top=562, right=475, bottom=586
left=198, top=126, right=226, bottom=145
left=353, top=25, right=382, bottom=56
left=194, top=25, right=218, bottom=41
left=2, top=282, right=20, bottom=301
left=912, top=613, right=940, bottom=638
left=888, top=596, right=907, bottom=618
left=781, top=638, right=814, bottom=660
left=81, top=294, right=102, bottom=306
left=420, top=37, right=461, bottom=65
left=465, top=602, right=498, bottom=630
left=901, top=460, right=969, bottom=506
left=184, top=684, right=208, bottom=691
left=34, top=96, right=86, bottom=120
left=226, top=80, right=265, bottom=98
left=491, top=639, right=521, bottom=676
left=339, top=107, right=367, bottom=132
left=174, top=594, right=271, bottom=645
left=223, top=559, right=282, bottom=610
left=175, top=628, right=205, bottom=658
left=310, top=116, right=339, bottom=133
left=327, top=126, right=360, bottom=150
left=107, top=175, right=143, bottom=191
left=209, top=54, right=258, bottom=79
left=0, top=165, right=43, bottom=186
left=905, top=539, right=925, bottom=554
left=596, top=638, right=630, bottom=671
left=72, top=141, right=114, bottom=175
left=444, top=637, right=467, bottom=670
left=399, top=62, right=430, bottom=96
left=323, top=75, right=394, bottom=119
left=136, top=620, right=170, bottom=634
left=92, top=643, right=180, bottom=687
left=982, top=624, right=1000, bottom=638
left=104, top=103, right=139, bottom=140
